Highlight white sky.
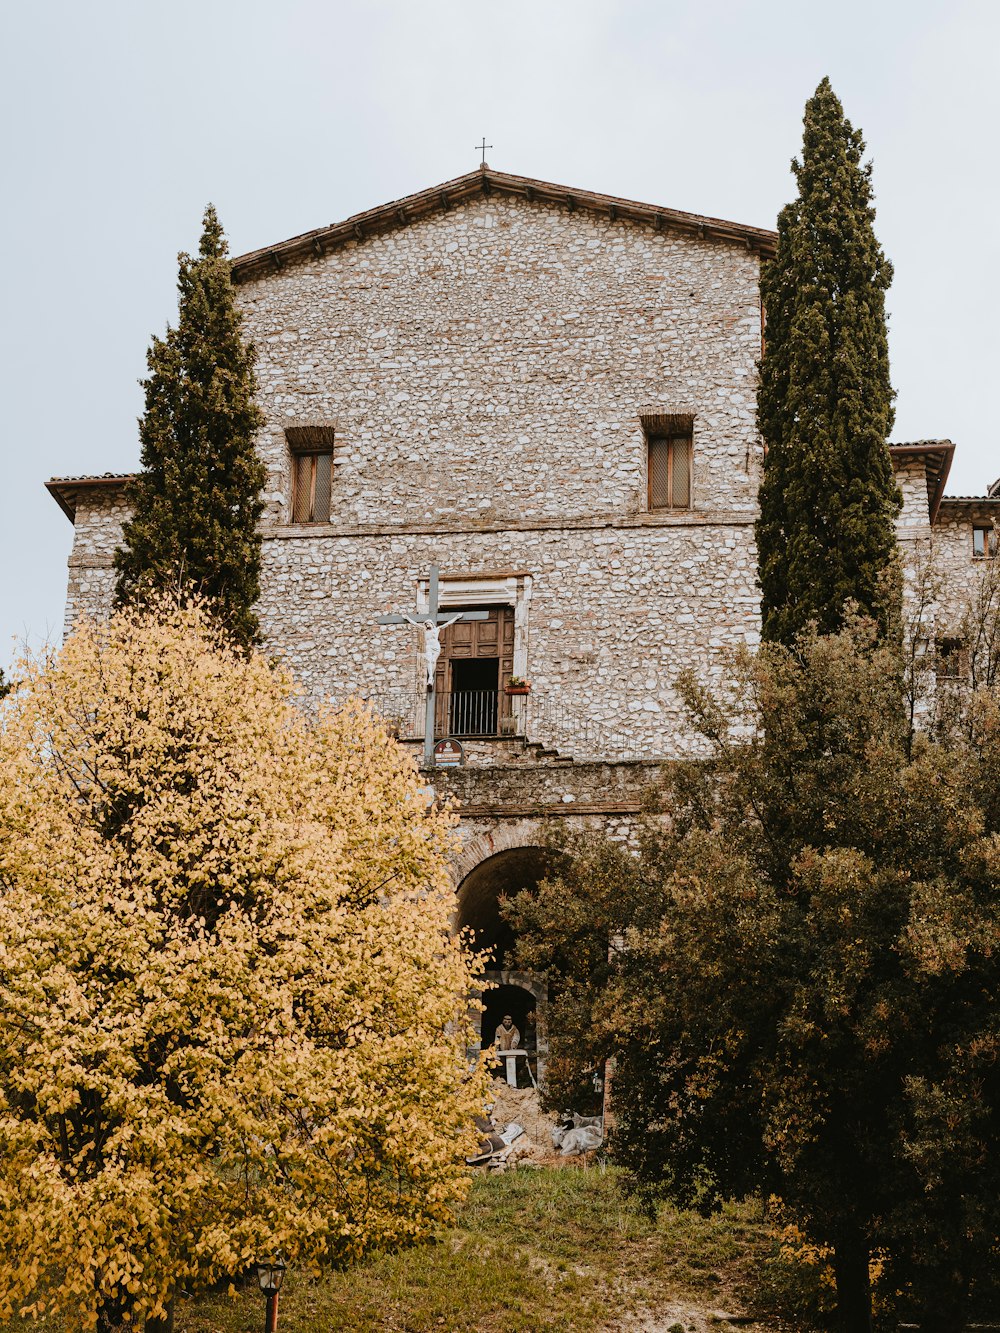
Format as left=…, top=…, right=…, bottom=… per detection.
left=1, top=0, right=997, bottom=672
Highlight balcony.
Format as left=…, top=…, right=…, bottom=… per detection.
left=361, top=689, right=644, bottom=763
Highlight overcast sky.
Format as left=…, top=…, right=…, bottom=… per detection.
left=1, top=0, right=997, bottom=672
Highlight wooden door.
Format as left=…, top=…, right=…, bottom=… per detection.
left=434, top=607, right=515, bottom=736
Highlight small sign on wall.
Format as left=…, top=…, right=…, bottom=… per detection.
left=433, top=738, right=465, bottom=768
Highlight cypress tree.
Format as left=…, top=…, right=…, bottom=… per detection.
left=756, top=79, right=900, bottom=645
left=114, top=206, right=266, bottom=647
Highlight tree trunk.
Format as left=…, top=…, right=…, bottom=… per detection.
left=96, top=1295, right=130, bottom=1333
left=915, top=1264, right=970, bottom=1333
left=98, top=1292, right=175, bottom=1332
left=832, top=1234, right=873, bottom=1333
left=146, top=1295, right=176, bottom=1332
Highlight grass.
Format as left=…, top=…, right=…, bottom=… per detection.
left=3, top=1168, right=787, bottom=1332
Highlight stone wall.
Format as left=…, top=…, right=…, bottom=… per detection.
left=927, top=506, right=995, bottom=633
left=895, top=461, right=931, bottom=527
left=432, top=757, right=663, bottom=821
left=55, top=190, right=997, bottom=766
left=259, top=520, right=760, bottom=758
left=63, top=192, right=766, bottom=761
left=64, top=491, right=130, bottom=631
left=895, top=472, right=997, bottom=641
left=239, top=193, right=764, bottom=529
left=238, top=194, right=763, bottom=759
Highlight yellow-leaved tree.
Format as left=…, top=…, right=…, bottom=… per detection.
left=0, top=600, right=486, bottom=1331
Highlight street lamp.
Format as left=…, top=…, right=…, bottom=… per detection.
left=255, top=1257, right=286, bottom=1333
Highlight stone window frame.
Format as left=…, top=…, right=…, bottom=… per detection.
left=640, top=413, right=695, bottom=512
left=286, top=426, right=336, bottom=524
left=973, top=524, right=995, bottom=559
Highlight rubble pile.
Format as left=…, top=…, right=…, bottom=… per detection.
left=470, top=1081, right=604, bottom=1169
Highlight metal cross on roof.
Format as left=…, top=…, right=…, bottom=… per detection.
left=475, top=137, right=493, bottom=167
left=376, top=564, right=487, bottom=765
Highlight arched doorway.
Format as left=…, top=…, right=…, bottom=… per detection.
left=455, top=845, right=561, bottom=1080
left=481, top=983, right=536, bottom=1053
left=456, top=845, right=555, bottom=968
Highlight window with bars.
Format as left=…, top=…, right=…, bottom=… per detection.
left=973, top=525, right=994, bottom=559
left=286, top=425, right=335, bottom=524
left=647, top=431, right=692, bottom=510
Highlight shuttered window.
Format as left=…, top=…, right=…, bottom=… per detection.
left=292, top=451, right=333, bottom=523
left=647, top=432, right=692, bottom=510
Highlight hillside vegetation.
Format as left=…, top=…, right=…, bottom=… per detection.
left=4, top=1169, right=799, bottom=1332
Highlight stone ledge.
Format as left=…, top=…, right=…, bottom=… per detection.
left=445, top=800, right=647, bottom=818
left=68, top=555, right=116, bottom=568
left=264, top=511, right=758, bottom=541
left=428, top=758, right=665, bottom=820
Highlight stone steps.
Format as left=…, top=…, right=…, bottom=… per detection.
left=523, top=740, right=575, bottom=764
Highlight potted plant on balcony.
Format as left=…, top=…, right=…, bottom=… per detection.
left=504, top=675, right=531, bottom=696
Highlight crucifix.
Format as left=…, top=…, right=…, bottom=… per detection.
left=475, top=137, right=492, bottom=167
left=376, top=565, right=488, bottom=765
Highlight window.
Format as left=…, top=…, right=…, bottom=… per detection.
left=292, top=452, right=332, bottom=523
left=973, top=525, right=994, bottom=559
left=936, top=637, right=967, bottom=680
left=647, top=430, right=692, bottom=510
left=286, top=426, right=335, bottom=524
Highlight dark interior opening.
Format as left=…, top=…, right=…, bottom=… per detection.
left=481, top=984, right=537, bottom=1051
left=450, top=657, right=499, bottom=734
left=457, top=846, right=563, bottom=968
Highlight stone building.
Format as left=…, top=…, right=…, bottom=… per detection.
left=47, top=167, right=998, bottom=1060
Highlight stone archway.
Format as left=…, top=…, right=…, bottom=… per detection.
left=449, top=820, right=550, bottom=892
left=456, top=844, right=551, bottom=967
left=455, top=839, right=563, bottom=1082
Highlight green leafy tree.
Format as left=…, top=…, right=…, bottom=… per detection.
left=114, top=207, right=266, bottom=647
left=756, top=79, right=900, bottom=644
left=509, top=620, right=1000, bottom=1333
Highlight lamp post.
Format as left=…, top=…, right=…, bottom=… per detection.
left=255, top=1258, right=286, bottom=1333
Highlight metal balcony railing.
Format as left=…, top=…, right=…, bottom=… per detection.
left=358, top=688, right=649, bottom=763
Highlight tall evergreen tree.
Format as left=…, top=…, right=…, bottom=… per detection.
left=756, top=79, right=900, bottom=644
left=114, top=206, right=266, bottom=647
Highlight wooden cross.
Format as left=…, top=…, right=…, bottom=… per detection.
left=475, top=137, right=492, bottom=167
left=376, top=565, right=487, bottom=765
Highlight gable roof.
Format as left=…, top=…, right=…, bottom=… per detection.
left=230, top=166, right=778, bottom=284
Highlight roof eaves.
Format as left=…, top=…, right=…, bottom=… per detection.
left=46, top=473, right=135, bottom=522
left=231, top=167, right=778, bottom=283
left=889, top=441, right=954, bottom=524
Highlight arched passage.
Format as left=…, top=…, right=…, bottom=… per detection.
left=456, top=844, right=565, bottom=1077
left=456, top=844, right=555, bottom=968
left=481, top=983, right=536, bottom=1053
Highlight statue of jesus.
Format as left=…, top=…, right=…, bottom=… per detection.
left=400, top=612, right=465, bottom=688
